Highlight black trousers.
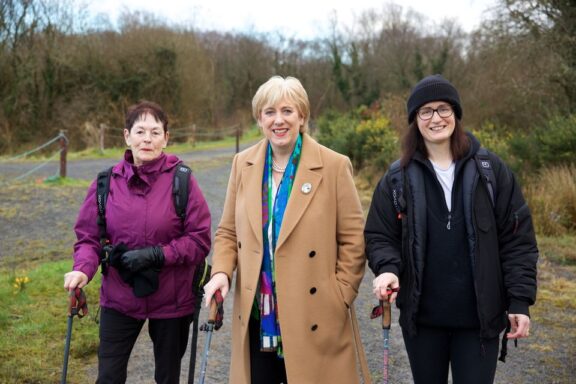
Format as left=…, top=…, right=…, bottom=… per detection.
left=402, top=325, right=499, bottom=384
left=249, top=316, right=287, bottom=384
left=97, top=307, right=193, bottom=384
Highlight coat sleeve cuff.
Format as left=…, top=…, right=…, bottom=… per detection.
left=377, top=265, right=400, bottom=278
left=508, top=300, right=530, bottom=317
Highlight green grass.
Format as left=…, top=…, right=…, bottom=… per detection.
left=42, top=176, right=92, bottom=187
left=0, top=261, right=101, bottom=384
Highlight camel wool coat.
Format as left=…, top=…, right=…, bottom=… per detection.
left=212, top=134, right=369, bottom=384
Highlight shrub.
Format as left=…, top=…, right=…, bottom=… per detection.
left=354, top=113, right=399, bottom=170
left=317, top=106, right=399, bottom=171
left=316, top=109, right=360, bottom=164
left=509, top=114, right=576, bottom=173
left=524, top=165, right=576, bottom=236
left=471, top=122, right=513, bottom=161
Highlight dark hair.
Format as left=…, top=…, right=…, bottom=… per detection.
left=400, top=118, right=469, bottom=167
left=125, top=100, right=169, bottom=132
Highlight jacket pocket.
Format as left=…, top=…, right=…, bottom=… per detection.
left=511, top=203, right=530, bottom=235
left=477, top=211, right=493, bottom=233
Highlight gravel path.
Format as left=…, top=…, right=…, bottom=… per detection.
left=0, top=143, right=573, bottom=383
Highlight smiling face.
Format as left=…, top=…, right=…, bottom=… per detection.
left=258, top=98, right=303, bottom=155
left=416, top=101, right=455, bottom=147
left=124, top=113, right=169, bottom=166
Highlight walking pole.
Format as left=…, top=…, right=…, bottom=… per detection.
left=61, top=288, right=88, bottom=384
left=371, top=287, right=398, bottom=384
left=198, top=290, right=224, bottom=384
left=381, top=298, right=392, bottom=384
left=188, top=261, right=211, bottom=384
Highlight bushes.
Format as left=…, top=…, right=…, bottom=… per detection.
left=509, top=114, right=576, bottom=174
left=317, top=105, right=399, bottom=171
left=524, top=165, right=576, bottom=236
left=466, top=115, right=576, bottom=236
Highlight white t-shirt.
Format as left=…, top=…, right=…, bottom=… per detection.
left=431, top=160, right=455, bottom=211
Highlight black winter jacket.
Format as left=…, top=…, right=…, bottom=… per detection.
left=364, top=133, right=538, bottom=340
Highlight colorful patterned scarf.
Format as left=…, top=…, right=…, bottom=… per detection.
left=259, top=134, right=302, bottom=357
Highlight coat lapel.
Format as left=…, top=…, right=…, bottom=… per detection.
left=276, top=135, right=323, bottom=252
left=241, top=139, right=267, bottom=246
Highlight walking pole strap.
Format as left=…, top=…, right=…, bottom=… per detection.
left=68, top=288, right=88, bottom=318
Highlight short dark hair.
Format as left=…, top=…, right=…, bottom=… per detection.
left=400, top=118, right=469, bottom=167
left=125, top=100, right=169, bottom=132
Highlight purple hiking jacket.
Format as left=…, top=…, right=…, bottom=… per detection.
left=72, top=150, right=211, bottom=319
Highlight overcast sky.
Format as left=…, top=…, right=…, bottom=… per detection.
left=85, top=0, right=500, bottom=38
left=88, top=0, right=498, bottom=39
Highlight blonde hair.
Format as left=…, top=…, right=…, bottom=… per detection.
left=252, top=76, right=310, bottom=133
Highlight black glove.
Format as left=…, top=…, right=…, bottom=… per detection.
left=120, top=246, right=165, bottom=273
left=108, top=243, right=129, bottom=269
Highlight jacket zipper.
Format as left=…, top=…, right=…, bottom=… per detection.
left=446, top=213, right=452, bottom=230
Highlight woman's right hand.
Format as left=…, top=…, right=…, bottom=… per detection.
left=63, top=271, right=89, bottom=292
left=203, top=272, right=230, bottom=308
left=372, top=272, right=400, bottom=302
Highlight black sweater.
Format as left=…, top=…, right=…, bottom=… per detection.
left=417, top=162, right=479, bottom=328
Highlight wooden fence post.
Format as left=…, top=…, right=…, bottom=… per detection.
left=99, top=124, right=106, bottom=153
left=191, top=124, right=196, bottom=147
left=59, top=130, right=68, bottom=178
left=235, top=124, right=240, bottom=154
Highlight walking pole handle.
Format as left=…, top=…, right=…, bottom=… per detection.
left=208, top=297, right=218, bottom=323
left=382, top=300, right=391, bottom=330
left=207, top=289, right=223, bottom=328
left=381, top=287, right=397, bottom=330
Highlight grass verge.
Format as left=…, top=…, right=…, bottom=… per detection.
left=0, top=261, right=101, bottom=384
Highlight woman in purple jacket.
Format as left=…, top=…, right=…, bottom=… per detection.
left=64, top=100, right=211, bottom=383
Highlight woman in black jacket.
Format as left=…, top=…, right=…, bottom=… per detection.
left=364, top=75, right=538, bottom=384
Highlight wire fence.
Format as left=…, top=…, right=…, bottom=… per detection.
left=0, top=132, right=68, bottom=184
left=96, top=124, right=241, bottom=149
left=0, top=123, right=242, bottom=184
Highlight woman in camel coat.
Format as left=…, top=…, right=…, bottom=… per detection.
left=203, top=76, right=370, bottom=384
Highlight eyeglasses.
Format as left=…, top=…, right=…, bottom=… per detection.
left=417, top=105, right=454, bottom=120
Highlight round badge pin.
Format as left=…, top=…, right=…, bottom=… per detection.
left=301, top=182, right=312, bottom=194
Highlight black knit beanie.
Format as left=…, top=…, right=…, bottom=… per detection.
left=406, top=74, right=462, bottom=123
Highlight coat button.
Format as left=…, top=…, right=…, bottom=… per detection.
left=238, top=241, right=242, bottom=249
left=309, top=287, right=317, bottom=294
left=311, top=324, right=318, bottom=331
left=309, top=251, right=316, bottom=258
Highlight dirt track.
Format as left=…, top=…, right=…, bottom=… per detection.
left=0, top=143, right=573, bottom=383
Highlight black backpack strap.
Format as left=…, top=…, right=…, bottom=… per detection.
left=387, top=159, right=406, bottom=218
left=172, top=164, right=192, bottom=224
left=96, top=167, right=113, bottom=274
left=474, top=148, right=497, bottom=207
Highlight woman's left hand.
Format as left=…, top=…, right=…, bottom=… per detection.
left=507, top=313, right=531, bottom=339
